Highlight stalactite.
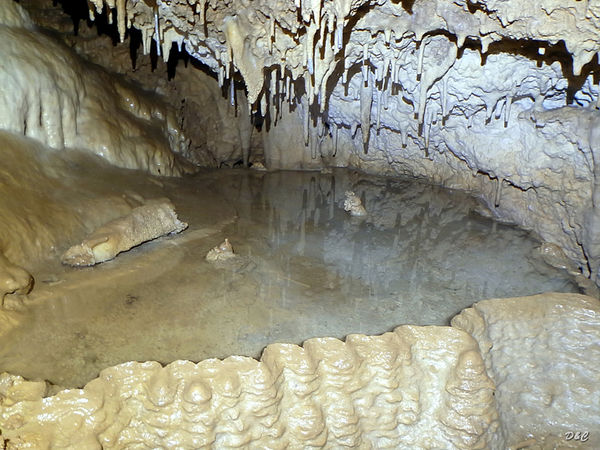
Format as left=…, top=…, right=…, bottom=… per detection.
left=376, top=89, right=383, bottom=132
left=495, top=177, right=503, bottom=207
left=306, top=22, right=318, bottom=75
left=360, top=71, right=373, bottom=154
left=417, top=37, right=427, bottom=79
left=362, top=43, right=369, bottom=84
left=418, top=77, right=428, bottom=126
left=384, top=28, right=392, bottom=45
left=400, top=127, right=408, bottom=147
left=304, top=101, right=310, bottom=146
left=260, top=93, right=267, bottom=118
left=154, top=9, right=161, bottom=58
left=218, top=66, right=224, bottom=88
left=269, top=17, right=275, bottom=53
left=333, top=123, right=338, bottom=156
left=441, top=76, right=448, bottom=119
left=116, top=0, right=126, bottom=42
left=424, top=107, right=433, bottom=157
left=335, top=22, right=344, bottom=52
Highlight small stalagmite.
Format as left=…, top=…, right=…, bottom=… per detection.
left=206, top=238, right=236, bottom=262
left=343, top=190, right=367, bottom=216
left=61, top=199, right=188, bottom=267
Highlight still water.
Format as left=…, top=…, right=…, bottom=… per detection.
left=0, top=169, right=577, bottom=387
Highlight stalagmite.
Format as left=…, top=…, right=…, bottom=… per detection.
left=206, top=238, right=235, bottom=262
left=343, top=191, right=367, bottom=216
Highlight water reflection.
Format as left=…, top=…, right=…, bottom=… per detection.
left=0, top=169, right=577, bottom=387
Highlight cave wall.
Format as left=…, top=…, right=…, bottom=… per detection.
left=0, top=1, right=192, bottom=176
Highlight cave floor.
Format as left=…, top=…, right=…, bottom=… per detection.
left=0, top=167, right=578, bottom=387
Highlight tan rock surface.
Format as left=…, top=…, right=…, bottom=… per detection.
left=0, top=326, right=499, bottom=449
left=61, top=200, right=187, bottom=266
left=452, top=293, right=600, bottom=448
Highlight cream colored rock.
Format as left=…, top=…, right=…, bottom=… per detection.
left=343, top=190, right=367, bottom=216
left=0, top=326, right=500, bottom=448
left=538, top=242, right=600, bottom=298
left=61, top=200, right=187, bottom=266
left=0, top=253, right=33, bottom=304
left=452, top=293, right=600, bottom=449
left=251, top=161, right=267, bottom=171
left=205, top=238, right=235, bottom=262
left=0, top=2, right=193, bottom=176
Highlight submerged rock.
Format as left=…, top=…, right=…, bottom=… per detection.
left=343, top=191, right=367, bottom=217
left=62, top=200, right=187, bottom=266
left=206, top=238, right=236, bottom=262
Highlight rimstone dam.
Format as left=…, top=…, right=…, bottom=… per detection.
left=0, top=0, right=599, bottom=448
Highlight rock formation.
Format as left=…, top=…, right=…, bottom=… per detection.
left=0, top=1, right=192, bottom=176
left=343, top=190, right=367, bottom=216
left=453, top=293, right=600, bottom=448
left=0, top=325, right=500, bottom=448
left=205, top=238, right=236, bottom=262
left=62, top=200, right=187, bottom=266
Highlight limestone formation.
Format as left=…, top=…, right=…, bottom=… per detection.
left=205, top=238, right=236, bottom=262
left=538, top=242, right=600, bottom=298
left=0, top=326, right=500, bottom=449
left=343, top=190, right=367, bottom=216
left=452, top=293, right=600, bottom=449
left=62, top=200, right=188, bottom=266
left=0, top=2, right=192, bottom=176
